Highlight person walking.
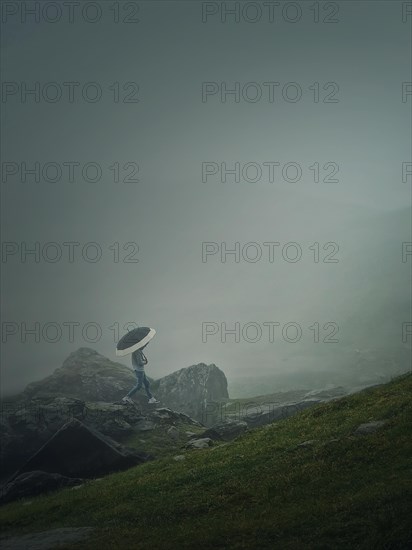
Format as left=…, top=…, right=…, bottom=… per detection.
left=122, top=343, right=159, bottom=404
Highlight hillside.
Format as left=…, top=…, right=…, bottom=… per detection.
left=0, top=372, right=411, bottom=549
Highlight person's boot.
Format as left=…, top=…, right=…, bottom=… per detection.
left=148, top=397, right=160, bottom=404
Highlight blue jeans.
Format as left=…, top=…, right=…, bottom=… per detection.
left=127, top=370, right=153, bottom=399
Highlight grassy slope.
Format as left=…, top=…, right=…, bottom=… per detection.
left=0, top=373, right=411, bottom=550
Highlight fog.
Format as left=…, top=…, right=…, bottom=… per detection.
left=1, top=1, right=411, bottom=398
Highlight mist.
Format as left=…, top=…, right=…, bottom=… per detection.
left=1, top=1, right=411, bottom=398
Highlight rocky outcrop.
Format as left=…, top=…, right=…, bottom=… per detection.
left=154, top=363, right=229, bottom=425
left=22, top=348, right=143, bottom=403
left=12, top=418, right=153, bottom=480
left=0, top=397, right=203, bottom=482
left=17, top=349, right=229, bottom=426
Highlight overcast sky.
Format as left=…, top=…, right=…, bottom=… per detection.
left=1, top=1, right=411, bottom=397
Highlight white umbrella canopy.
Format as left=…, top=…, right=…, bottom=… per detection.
left=116, top=327, right=156, bottom=356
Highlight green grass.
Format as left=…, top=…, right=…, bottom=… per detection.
left=1, top=372, right=411, bottom=549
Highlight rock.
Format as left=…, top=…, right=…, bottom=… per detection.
left=185, top=431, right=196, bottom=438
left=210, top=443, right=231, bottom=451
left=11, top=418, right=153, bottom=480
left=167, top=426, right=180, bottom=440
left=296, top=440, right=317, bottom=448
left=353, top=420, right=387, bottom=435
left=0, top=397, right=201, bottom=481
left=151, top=408, right=176, bottom=420
left=135, top=420, right=155, bottom=431
left=151, top=408, right=203, bottom=426
left=82, top=401, right=142, bottom=437
left=22, top=348, right=145, bottom=404
left=303, top=387, right=348, bottom=400
left=0, top=526, right=95, bottom=550
left=154, top=363, right=229, bottom=425
left=199, top=419, right=248, bottom=441
left=230, top=400, right=323, bottom=428
left=186, top=438, right=213, bottom=449
left=176, top=411, right=204, bottom=426
left=103, top=418, right=132, bottom=434
left=0, top=470, right=84, bottom=505
left=173, top=455, right=186, bottom=461
left=0, top=397, right=89, bottom=481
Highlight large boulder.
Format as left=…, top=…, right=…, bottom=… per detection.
left=11, top=418, right=153, bottom=480
left=0, top=470, right=84, bottom=505
left=353, top=420, right=388, bottom=435
left=22, top=348, right=143, bottom=403
left=154, top=363, right=229, bottom=425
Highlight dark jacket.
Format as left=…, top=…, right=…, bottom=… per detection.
left=132, top=349, right=147, bottom=371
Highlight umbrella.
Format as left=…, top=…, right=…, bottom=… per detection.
left=116, top=327, right=156, bottom=356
